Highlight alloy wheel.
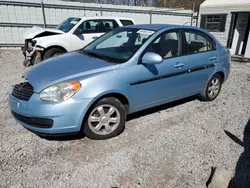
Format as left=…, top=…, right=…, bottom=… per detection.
left=208, top=77, right=220, bottom=98
left=88, top=104, right=121, bottom=135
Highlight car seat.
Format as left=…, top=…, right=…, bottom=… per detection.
left=104, top=22, right=111, bottom=32
left=86, top=22, right=91, bottom=29
left=188, top=41, right=206, bottom=53
left=159, top=37, right=179, bottom=58
left=95, top=23, right=105, bottom=32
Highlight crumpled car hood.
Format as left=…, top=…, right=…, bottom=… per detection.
left=23, top=26, right=64, bottom=40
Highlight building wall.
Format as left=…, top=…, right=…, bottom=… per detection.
left=198, top=8, right=232, bottom=47
left=0, top=0, right=193, bottom=47
left=230, top=13, right=250, bottom=55
left=199, top=0, right=250, bottom=47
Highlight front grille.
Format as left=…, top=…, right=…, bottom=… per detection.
left=11, top=82, right=34, bottom=101
left=12, top=111, right=53, bottom=128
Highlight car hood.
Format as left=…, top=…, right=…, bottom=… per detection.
left=25, top=51, right=119, bottom=92
left=23, top=26, right=64, bottom=40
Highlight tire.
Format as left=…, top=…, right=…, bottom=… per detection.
left=23, top=59, right=30, bottom=67
left=43, top=47, right=65, bottom=60
left=83, top=97, right=126, bottom=140
left=198, top=74, right=223, bottom=101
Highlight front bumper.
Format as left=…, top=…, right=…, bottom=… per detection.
left=21, top=45, right=44, bottom=66
left=8, top=92, right=94, bottom=135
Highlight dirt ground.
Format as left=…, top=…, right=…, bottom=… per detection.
left=0, top=49, right=250, bottom=188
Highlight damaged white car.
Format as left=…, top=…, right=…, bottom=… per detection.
left=22, top=17, right=134, bottom=66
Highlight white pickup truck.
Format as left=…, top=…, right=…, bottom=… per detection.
left=22, top=17, right=134, bottom=66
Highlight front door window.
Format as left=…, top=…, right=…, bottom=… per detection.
left=75, top=20, right=100, bottom=34
left=144, top=31, right=181, bottom=59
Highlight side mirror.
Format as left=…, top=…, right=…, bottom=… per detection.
left=141, top=52, right=163, bottom=65
left=73, top=28, right=81, bottom=35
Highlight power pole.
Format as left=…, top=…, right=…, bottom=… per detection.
left=163, top=0, right=167, bottom=7
left=191, top=0, right=196, bottom=26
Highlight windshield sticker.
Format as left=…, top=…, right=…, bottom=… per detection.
left=137, top=29, right=155, bottom=35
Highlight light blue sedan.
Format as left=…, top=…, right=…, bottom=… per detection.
left=8, top=24, right=230, bottom=139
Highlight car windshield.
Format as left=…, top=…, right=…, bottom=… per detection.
left=83, top=28, right=156, bottom=63
left=56, top=17, right=81, bottom=33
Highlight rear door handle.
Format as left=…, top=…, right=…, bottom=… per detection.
left=209, top=57, right=217, bottom=61
left=92, top=36, right=99, bottom=39
left=174, top=63, right=185, bottom=68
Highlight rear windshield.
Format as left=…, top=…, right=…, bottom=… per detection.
left=120, top=20, right=134, bottom=26
left=56, top=17, right=81, bottom=33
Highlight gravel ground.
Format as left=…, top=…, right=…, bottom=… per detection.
left=0, top=49, right=250, bottom=188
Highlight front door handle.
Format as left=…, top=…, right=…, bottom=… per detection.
left=209, top=57, right=217, bottom=61
left=174, top=63, right=185, bottom=68
left=92, top=36, right=99, bottom=39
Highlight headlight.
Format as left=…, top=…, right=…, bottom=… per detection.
left=31, top=40, right=37, bottom=47
left=40, top=81, right=81, bottom=102
left=27, top=40, right=35, bottom=49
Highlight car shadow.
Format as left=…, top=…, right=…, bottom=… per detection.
left=36, top=132, right=86, bottom=141
left=226, top=118, right=250, bottom=188
left=127, top=96, right=197, bottom=121
left=144, top=64, right=159, bottom=75
left=38, top=96, right=197, bottom=141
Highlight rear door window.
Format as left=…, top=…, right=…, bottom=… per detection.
left=183, top=30, right=216, bottom=54
left=100, top=20, right=119, bottom=32
left=120, top=20, right=134, bottom=26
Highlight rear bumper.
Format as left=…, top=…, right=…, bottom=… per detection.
left=223, top=62, right=230, bottom=83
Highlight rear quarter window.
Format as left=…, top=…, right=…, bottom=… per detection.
left=120, top=20, right=134, bottom=26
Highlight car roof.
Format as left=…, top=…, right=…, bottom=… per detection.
left=122, top=24, right=202, bottom=31
left=78, top=16, right=133, bottom=20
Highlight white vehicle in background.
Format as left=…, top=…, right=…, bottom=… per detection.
left=22, top=17, right=135, bottom=66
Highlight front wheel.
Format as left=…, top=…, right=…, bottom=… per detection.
left=23, top=59, right=31, bottom=67
left=43, top=47, right=65, bottom=60
left=83, top=97, right=126, bottom=140
left=198, top=74, right=223, bottom=101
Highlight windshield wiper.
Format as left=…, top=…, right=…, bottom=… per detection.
left=82, top=51, right=112, bottom=63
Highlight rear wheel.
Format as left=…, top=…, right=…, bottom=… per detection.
left=198, top=74, right=222, bottom=101
left=83, top=97, right=126, bottom=140
left=43, top=47, right=66, bottom=60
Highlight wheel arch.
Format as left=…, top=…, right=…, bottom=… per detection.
left=80, top=92, right=130, bottom=131
left=215, top=71, right=225, bottom=83
left=89, top=92, right=130, bottom=115
left=42, top=45, right=67, bottom=58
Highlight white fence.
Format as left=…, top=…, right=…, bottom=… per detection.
left=0, top=0, right=194, bottom=47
